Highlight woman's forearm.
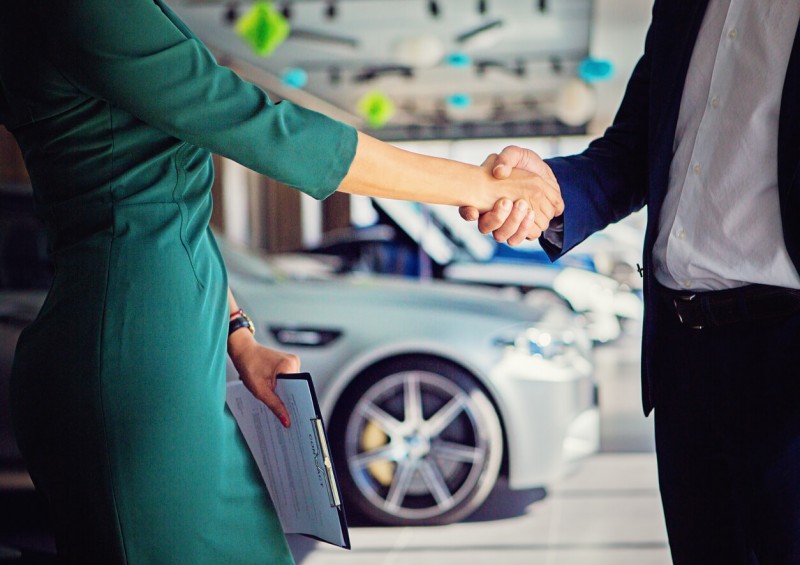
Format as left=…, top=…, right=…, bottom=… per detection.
left=337, top=132, right=561, bottom=214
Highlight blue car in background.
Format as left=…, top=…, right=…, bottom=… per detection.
left=310, top=198, right=644, bottom=343
left=490, top=235, right=597, bottom=273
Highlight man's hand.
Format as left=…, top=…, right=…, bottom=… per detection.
left=228, top=331, right=299, bottom=428
left=460, top=146, right=562, bottom=245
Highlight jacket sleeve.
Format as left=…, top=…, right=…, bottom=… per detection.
left=542, top=17, right=654, bottom=259
left=36, top=0, right=356, bottom=200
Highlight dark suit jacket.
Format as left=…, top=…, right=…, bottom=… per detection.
left=543, top=0, right=800, bottom=414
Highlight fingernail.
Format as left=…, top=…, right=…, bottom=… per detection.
left=493, top=164, right=505, bottom=175
left=499, top=199, right=511, bottom=210
left=280, top=415, right=290, bottom=428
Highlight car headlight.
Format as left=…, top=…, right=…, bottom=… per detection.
left=516, top=327, right=569, bottom=359
left=495, top=325, right=591, bottom=363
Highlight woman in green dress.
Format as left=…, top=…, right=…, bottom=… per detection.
left=0, top=1, right=561, bottom=563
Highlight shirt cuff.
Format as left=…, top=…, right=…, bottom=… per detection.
left=541, top=216, right=564, bottom=250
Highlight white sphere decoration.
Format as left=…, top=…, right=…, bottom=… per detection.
left=555, top=78, right=597, bottom=126
left=393, top=34, right=446, bottom=68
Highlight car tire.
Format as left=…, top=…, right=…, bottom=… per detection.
left=329, top=356, right=503, bottom=526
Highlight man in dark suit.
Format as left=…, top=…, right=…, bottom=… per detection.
left=462, top=1, right=800, bottom=563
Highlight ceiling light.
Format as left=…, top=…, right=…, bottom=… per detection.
left=393, top=34, right=446, bottom=68
left=289, top=28, right=358, bottom=49
left=354, top=65, right=414, bottom=82
left=555, top=78, right=596, bottom=126
left=455, top=19, right=505, bottom=51
left=475, top=59, right=524, bottom=78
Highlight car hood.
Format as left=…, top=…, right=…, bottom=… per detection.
left=333, top=275, right=548, bottom=320
left=228, top=267, right=579, bottom=330
left=221, top=236, right=578, bottom=330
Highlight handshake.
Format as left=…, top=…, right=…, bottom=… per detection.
left=460, top=145, right=563, bottom=247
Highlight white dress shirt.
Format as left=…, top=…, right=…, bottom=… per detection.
left=653, top=0, right=800, bottom=291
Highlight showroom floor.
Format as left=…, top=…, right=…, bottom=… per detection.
left=1, top=325, right=671, bottom=564
left=285, top=324, right=672, bottom=565
left=288, top=454, right=669, bottom=565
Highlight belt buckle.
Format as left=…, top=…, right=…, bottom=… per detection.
left=673, top=294, right=704, bottom=330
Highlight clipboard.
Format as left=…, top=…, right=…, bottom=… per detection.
left=226, top=373, right=350, bottom=549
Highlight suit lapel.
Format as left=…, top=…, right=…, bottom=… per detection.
left=777, top=20, right=800, bottom=270
left=778, top=22, right=800, bottom=194
left=657, top=0, right=710, bottom=134
left=648, top=0, right=710, bottom=213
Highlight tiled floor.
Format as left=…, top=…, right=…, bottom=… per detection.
left=288, top=454, right=671, bottom=565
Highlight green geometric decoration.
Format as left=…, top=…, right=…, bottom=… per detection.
left=358, top=91, right=395, bottom=129
left=235, top=2, right=291, bottom=57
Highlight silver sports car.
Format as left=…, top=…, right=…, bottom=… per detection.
left=223, top=239, right=599, bottom=526
left=0, top=188, right=598, bottom=526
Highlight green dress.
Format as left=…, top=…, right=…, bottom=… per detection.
left=0, top=1, right=356, bottom=563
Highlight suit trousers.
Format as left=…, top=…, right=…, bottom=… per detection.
left=652, top=286, right=800, bottom=564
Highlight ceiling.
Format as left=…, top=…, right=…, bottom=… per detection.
left=169, top=0, right=601, bottom=140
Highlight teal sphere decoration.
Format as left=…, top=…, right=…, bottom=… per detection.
left=281, top=67, right=309, bottom=89
left=445, top=52, right=472, bottom=68
left=446, top=93, right=472, bottom=108
left=578, top=58, right=614, bottom=83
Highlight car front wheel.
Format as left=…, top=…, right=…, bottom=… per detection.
left=330, top=356, right=503, bottom=526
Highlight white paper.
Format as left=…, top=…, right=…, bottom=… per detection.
left=226, top=378, right=348, bottom=548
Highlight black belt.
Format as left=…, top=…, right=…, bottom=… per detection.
left=657, top=283, right=800, bottom=330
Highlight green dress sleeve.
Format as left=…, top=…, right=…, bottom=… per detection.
left=36, top=0, right=357, bottom=199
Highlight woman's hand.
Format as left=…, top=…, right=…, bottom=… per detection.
left=228, top=330, right=298, bottom=428
left=461, top=146, right=562, bottom=245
